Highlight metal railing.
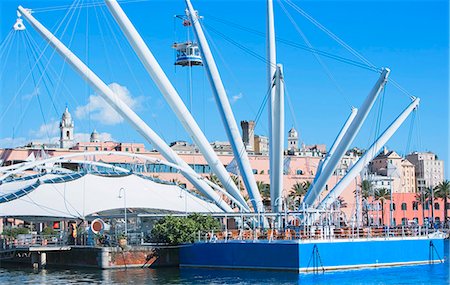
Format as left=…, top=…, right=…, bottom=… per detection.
left=193, top=226, right=449, bottom=243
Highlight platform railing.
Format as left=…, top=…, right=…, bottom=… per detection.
left=1, top=234, right=67, bottom=249
left=195, top=226, right=449, bottom=243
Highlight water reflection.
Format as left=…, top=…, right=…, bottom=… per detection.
left=0, top=263, right=448, bottom=284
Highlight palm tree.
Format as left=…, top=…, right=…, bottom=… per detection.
left=230, top=175, right=245, bottom=192
left=291, top=181, right=308, bottom=205
left=206, top=174, right=222, bottom=188
left=375, top=188, right=391, bottom=226
left=257, top=181, right=270, bottom=208
left=415, top=189, right=429, bottom=225
left=435, top=180, right=450, bottom=227
left=356, top=179, right=372, bottom=226
left=426, top=186, right=438, bottom=223
left=332, top=196, right=348, bottom=210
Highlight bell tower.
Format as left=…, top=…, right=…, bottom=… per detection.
left=60, top=107, right=74, bottom=149
left=288, top=127, right=298, bottom=151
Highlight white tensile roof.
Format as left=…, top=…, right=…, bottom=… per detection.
left=0, top=173, right=222, bottom=219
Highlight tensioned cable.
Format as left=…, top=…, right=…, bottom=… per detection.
left=203, top=15, right=380, bottom=72
left=10, top=0, right=84, bottom=135
left=0, top=0, right=82, bottom=123
left=25, top=29, right=82, bottom=112
left=202, top=21, right=260, bottom=123
left=31, top=0, right=150, bottom=13
left=0, top=31, right=16, bottom=80
left=404, top=109, right=416, bottom=155
left=24, top=31, right=60, bottom=116
left=278, top=0, right=351, bottom=108
left=284, top=84, right=303, bottom=145
left=281, top=0, right=413, bottom=100
left=283, top=0, right=373, bottom=67
left=23, top=34, right=52, bottom=141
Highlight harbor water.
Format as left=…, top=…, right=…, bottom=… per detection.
left=0, top=263, right=448, bottom=284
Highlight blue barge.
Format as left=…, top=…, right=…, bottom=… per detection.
left=180, top=237, right=448, bottom=272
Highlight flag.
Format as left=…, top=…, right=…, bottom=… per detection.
left=225, top=158, right=239, bottom=175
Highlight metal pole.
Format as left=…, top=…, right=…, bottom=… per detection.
left=390, top=175, right=393, bottom=227
left=185, top=0, right=263, bottom=213
left=17, top=6, right=233, bottom=212
left=119, top=188, right=127, bottom=237
left=317, top=97, right=420, bottom=211
left=304, top=69, right=390, bottom=207
left=104, top=0, right=249, bottom=211
left=313, top=108, right=358, bottom=183
left=271, top=64, right=284, bottom=213
left=267, top=0, right=277, bottom=215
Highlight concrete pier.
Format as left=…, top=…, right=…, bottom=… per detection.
left=1, top=245, right=180, bottom=269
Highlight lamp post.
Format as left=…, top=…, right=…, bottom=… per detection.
left=118, top=187, right=127, bottom=237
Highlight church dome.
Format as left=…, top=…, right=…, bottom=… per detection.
left=62, top=107, right=71, bottom=120
left=288, top=127, right=297, bottom=137
left=90, top=129, right=100, bottom=143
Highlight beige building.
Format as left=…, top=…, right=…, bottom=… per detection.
left=369, top=148, right=416, bottom=193
left=406, top=151, right=444, bottom=191
left=254, top=135, right=269, bottom=155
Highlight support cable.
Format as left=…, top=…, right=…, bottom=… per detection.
left=278, top=0, right=351, bottom=107
left=281, top=0, right=413, bottom=100
left=0, top=0, right=82, bottom=123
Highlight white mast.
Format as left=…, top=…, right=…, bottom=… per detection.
left=267, top=0, right=278, bottom=212
left=17, top=6, right=233, bottom=212
left=271, top=64, right=284, bottom=212
left=185, top=0, right=264, bottom=213
left=303, top=68, right=390, bottom=207
left=312, top=107, right=358, bottom=185
left=103, top=0, right=249, bottom=211
left=317, top=97, right=420, bottom=210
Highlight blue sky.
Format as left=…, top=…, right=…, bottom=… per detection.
left=0, top=0, right=448, bottom=177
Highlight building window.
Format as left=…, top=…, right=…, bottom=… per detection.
left=401, top=218, right=407, bottom=225
left=424, top=203, right=429, bottom=210
left=95, top=147, right=99, bottom=151
left=125, top=148, right=129, bottom=152
left=103, top=148, right=107, bottom=151
left=412, top=202, right=418, bottom=211
left=434, top=203, right=440, bottom=210
left=446, top=203, right=450, bottom=210
left=401, top=203, right=407, bottom=211
left=296, top=169, right=303, bottom=175
left=391, top=203, right=396, bottom=211
left=253, top=169, right=258, bottom=174
left=137, top=148, right=140, bottom=152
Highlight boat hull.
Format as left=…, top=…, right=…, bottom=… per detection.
left=180, top=237, right=448, bottom=272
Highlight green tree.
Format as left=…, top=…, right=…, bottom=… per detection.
left=2, top=227, right=30, bottom=239
left=356, top=179, right=372, bottom=226
left=435, top=180, right=450, bottom=227
left=151, top=214, right=220, bottom=245
left=415, top=189, right=429, bottom=224
left=206, top=174, right=222, bottom=188
left=290, top=181, right=310, bottom=208
left=256, top=181, right=271, bottom=210
left=375, top=188, right=391, bottom=226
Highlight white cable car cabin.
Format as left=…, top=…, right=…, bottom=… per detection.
left=173, top=42, right=203, bottom=67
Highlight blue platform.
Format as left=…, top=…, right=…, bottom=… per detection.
left=180, top=238, right=448, bottom=272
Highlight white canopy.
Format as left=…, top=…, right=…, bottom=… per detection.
left=0, top=173, right=222, bottom=219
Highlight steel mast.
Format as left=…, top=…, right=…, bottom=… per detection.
left=272, top=64, right=284, bottom=213
left=185, top=0, right=264, bottom=213
left=303, top=68, right=390, bottom=207
left=312, top=107, right=358, bottom=187
left=103, top=0, right=249, bottom=211
left=17, top=6, right=233, bottom=212
left=317, top=97, right=420, bottom=210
